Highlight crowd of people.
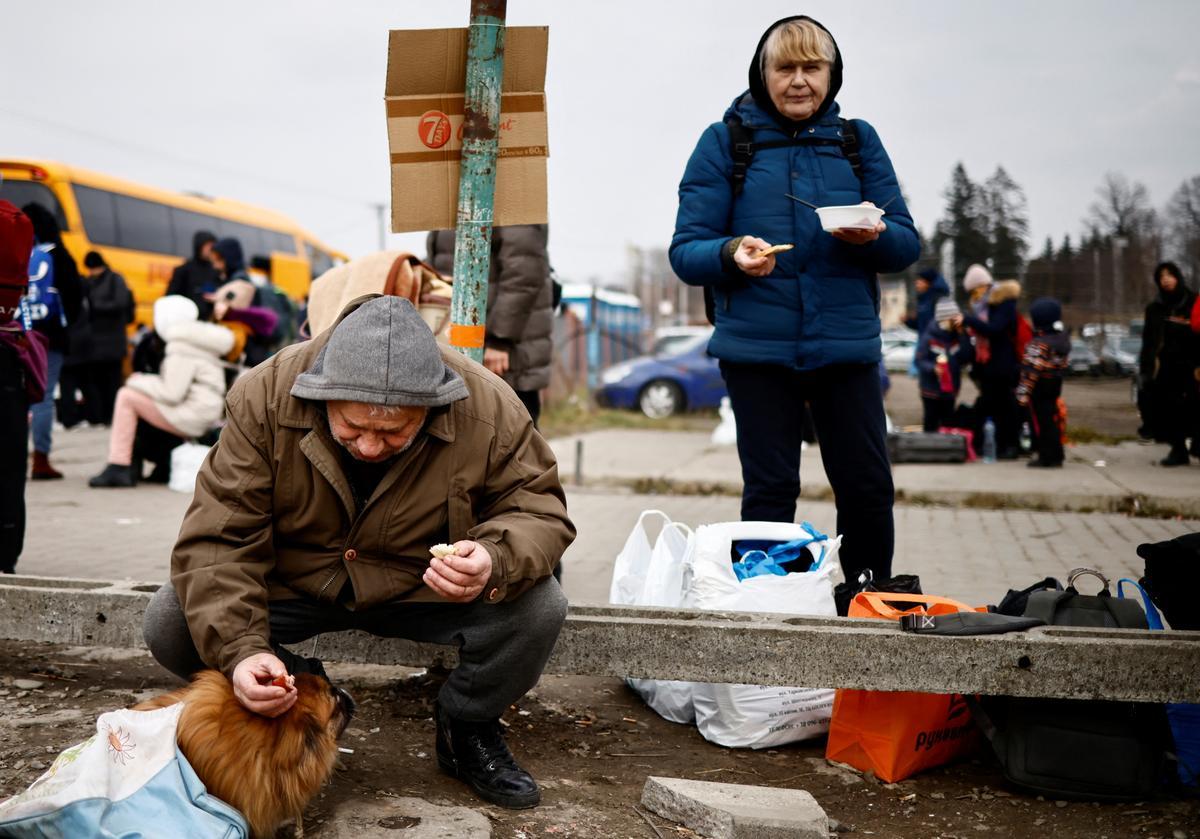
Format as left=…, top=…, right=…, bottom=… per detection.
left=905, top=259, right=1200, bottom=470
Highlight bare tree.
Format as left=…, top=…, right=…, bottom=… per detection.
left=1087, top=172, right=1157, bottom=239
left=1165, top=175, right=1200, bottom=281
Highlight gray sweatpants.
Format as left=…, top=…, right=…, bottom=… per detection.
left=142, top=578, right=568, bottom=721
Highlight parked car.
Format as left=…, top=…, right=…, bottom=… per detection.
left=1099, top=336, right=1140, bottom=376
left=652, top=325, right=711, bottom=356
left=596, top=328, right=725, bottom=418
left=1068, top=339, right=1101, bottom=376
left=882, top=336, right=918, bottom=373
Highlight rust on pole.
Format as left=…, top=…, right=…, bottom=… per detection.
left=448, top=0, right=507, bottom=363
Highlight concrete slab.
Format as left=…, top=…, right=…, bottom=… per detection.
left=311, top=796, right=490, bottom=838
left=641, top=776, right=827, bottom=839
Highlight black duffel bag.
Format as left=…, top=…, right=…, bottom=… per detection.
left=969, top=568, right=1169, bottom=801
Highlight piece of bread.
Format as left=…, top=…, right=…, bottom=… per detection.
left=429, top=543, right=457, bottom=559
left=752, top=243, right=794, bottom=259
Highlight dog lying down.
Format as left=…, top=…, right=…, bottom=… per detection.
left=134, top=670, right=357, bottom=838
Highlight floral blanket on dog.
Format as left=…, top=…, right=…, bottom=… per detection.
left=0, top=703, right=247, bottom=837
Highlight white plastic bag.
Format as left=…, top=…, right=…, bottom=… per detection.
left=689, top=520, right=843, bottom=748
left=168, top=443, right=211, bottom=495
left=710, top=396, right=737, bottom=446
left=609, top=511, right=696, bottom=723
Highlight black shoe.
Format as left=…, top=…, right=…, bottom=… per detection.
left=88, top=464, right=135, bottom=488
left=997, top=447, right=1021, bottom=461
left=435, top=702, right=540, bottom=809
left=144, top=463, right=171, bottom=484
left=1161, top=448, right=1190, bottom=467
left=1026, top=459, right=1062, bottom=468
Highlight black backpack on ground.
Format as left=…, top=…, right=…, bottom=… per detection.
left=703, top=116, right=863, bottom=325
left=968, top=568, right=1169, bottom=801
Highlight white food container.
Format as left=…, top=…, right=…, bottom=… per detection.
left=815, top=204, right=885, bottom=232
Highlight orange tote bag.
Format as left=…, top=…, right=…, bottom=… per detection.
left=824, top=592, right=983, bottom=782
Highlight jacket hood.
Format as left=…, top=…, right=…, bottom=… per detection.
left=192, top=230, right=216, bottom=261
left=214, top=238, right=246, bottom=277
left=746, top=15, right=843, bottom=132
left=20, top=202, right=62, bottom=246
left=153, top=294, right=199, bottom=336
left=918, top=271, right=950, bottom=302
left=164, top=319, right=235, bottom=357
left=989, top=280, right=1022, bottom=304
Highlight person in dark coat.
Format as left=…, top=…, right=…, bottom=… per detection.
left=668, top=16, right=920, bottom=583
left=21, top=202, right=82, bottom=480
left=915, top=298, right=973, bottom=432
left=905, top=268, right=950, bottom=338
left=963, top=279, right=1023, bottom=459
left=1138, top=262, right=1200, bottom=466
left=1016, top=298, right=1070, bottom=468
left=166, top=231, right=219, bottom=320
left=425, top=224, right=554, bottom=426
left=58, top=251, right=134, bottom=426
left=211, top=237, right=249, bottom=282
left=0, top=201, right=37, bottom=573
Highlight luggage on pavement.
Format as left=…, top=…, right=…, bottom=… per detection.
left=886, top=430, right=968, bottom=463
left=970, top=568, right=1169, bottom=800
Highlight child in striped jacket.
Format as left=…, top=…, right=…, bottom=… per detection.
left=1017, top=298, right=1070, bottom=468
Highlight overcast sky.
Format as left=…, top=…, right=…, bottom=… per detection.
left=4, top=0, right=1198, bottom=286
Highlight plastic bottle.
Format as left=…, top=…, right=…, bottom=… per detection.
left=982, top=417, right=997, bottom=463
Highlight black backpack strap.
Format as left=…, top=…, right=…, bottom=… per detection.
left=724, top=116, right=755, bottom=197
left=840, top=118, right=864, bottom=182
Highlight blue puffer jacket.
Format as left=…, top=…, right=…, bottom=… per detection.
left=670, top=90, right=919, bottom=370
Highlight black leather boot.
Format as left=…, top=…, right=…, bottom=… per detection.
left=88, top=464, right=135, bottom=488
left=1161, top=446, right=1190, bottom=467
left=435, top=702, right=540, bottom=809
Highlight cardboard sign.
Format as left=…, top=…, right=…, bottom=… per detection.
left=385, top=26, right=549, bottom=233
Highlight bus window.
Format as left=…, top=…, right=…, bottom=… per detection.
left=269, top=230, right=296, bottom=255
left=171, top=208, right=219, bottom=257
left=0, top=180, right=68, bottom=230
left=114, top=194, right=175, bottom=255
left=73, top=184, right=119, bottom=246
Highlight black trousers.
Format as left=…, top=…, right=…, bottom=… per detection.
left=0, top=349, right=28, bottom=573
left=976, top=372, right=1020, bottom=455
left=720, top=360, right=894, bottom=583
left=516, top=389, right=541, bottom=428
left=58, top=360, right=123, bottom=426
left=922, top=396, right=956, bottom=432
left=1029, top=379, right=1064, bottom=465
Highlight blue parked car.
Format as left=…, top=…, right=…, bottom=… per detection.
left=596, top=328, right=725, bottom=418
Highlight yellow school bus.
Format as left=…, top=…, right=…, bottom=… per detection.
left=0, top=159, right=346, bottom=325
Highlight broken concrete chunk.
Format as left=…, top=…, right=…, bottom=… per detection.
left=642, top=776, right=828, bottom=839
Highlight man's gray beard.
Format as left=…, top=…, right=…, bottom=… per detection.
left=328, top=418, right=416, bottom=461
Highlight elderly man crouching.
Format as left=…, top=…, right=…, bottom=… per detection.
left=143, top=294, right=574, bottom=809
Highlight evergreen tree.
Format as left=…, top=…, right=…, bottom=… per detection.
left=984, top=167, right=1030, bottom=277
left=934, top=163, right=990, bottom=282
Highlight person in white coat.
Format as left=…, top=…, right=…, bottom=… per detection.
left=89, top=296, right=233, bottom=488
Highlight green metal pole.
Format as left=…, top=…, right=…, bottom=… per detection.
left=449, top=0, right=507, bottom=363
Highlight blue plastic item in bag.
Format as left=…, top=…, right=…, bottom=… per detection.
left=732, top=522, right=828, bottom=581
left=1118, top=578, right=1200, bottom=788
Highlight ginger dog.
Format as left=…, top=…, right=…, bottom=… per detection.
left=135, top=670, right=355, bottom=838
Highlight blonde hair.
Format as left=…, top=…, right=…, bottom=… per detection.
left=760, top=20, right=835, bottom=76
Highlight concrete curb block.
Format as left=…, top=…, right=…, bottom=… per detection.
left=641, top=776, right=828, bottom=839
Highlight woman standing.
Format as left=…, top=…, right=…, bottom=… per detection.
left=669, top=16, right=919, bottom=583
left=1139, top=262, right=1199, bottom=466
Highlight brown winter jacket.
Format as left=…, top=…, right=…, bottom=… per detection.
left=425, top=224, right=554, bottom=392
left=171, top=298, right=575, bottom=676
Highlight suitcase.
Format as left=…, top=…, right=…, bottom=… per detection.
left=887, top=431, right=968, bottom=464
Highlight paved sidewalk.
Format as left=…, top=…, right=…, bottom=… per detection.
left=19, top=426, right=1198, bottom=610
left=550, top=429, right=1200, bottom=515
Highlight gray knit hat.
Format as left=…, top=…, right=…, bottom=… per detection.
left=933, top=298, right=961, bottom=322
left=290, top=296, right=468, bottom=406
